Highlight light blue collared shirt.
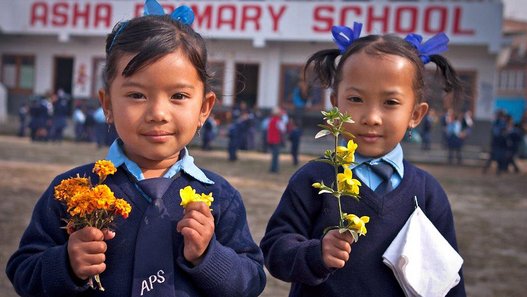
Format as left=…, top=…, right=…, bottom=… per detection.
left=105, top=139, right=214, bottom=185
left=349, top=144, right=404, bottom=192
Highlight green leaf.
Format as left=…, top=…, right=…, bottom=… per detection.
left=322, top=225, right=340, bottom=236
left=316, top=158, right=335, bottom=166
left=341, top=131, right=356, bottom=139
left=315, top=130, right=331, bottom=139
left=342, top=192, right=361, bottom=201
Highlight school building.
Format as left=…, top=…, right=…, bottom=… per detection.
left=0, top=0, right=507, bottom=144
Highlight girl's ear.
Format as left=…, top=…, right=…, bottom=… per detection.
left=199, top=91, right=216, bottom=123
left=330, top=91, right=338, bottom=107
left=98, top=88, right=113, bottom=123
left=409, top=102, right=429, bottom=129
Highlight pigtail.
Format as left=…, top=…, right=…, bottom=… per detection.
left=429, top=55, right=462, bottom=93
left=304, top=49, right=341, bottom=89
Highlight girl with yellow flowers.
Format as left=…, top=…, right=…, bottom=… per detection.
left=261, top=23, right=465, bottom=296
left=6, top=1, right=265, bottom=296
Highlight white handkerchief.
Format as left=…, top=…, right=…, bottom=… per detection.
left=382, top=206, right=463, bottom=297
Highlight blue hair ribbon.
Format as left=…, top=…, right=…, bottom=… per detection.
left=404, top=32, right=449, bottom=64
left=109, top=0, right=195, bottom=52
left=331, top=22, right=363, bottom=54
left=108, top=21, right=128, bottom=52
left=144, top=0, right=194, bottom=25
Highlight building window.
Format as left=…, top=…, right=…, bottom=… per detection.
left=92, top=58, right=106, bottom=98
left=1, top=55, right=35, bottom=91
left=279, top=64, right=323, bottom=111
left=499, top=71, right=508, bottom=89
left=498, top=69, right=526, bottom=91
left=515, top=70, right=524, bottom=90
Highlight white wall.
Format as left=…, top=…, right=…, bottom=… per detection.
left=0, top=83, right=7, bottom=122
left=446, top=45, right=498, bottom=121
left=0, top=35, right=105, bottom=98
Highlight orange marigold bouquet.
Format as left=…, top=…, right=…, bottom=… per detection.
left=54, top=160, right=132, bottom=291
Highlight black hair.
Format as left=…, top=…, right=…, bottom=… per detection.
left=103, top=15, right=211, bottom=93
left=305, top=34, right=462, bottom=104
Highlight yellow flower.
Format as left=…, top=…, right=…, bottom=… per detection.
left=337, top=167, right=361, bottom=196
left=179, top=186, right=197, bottom=208
left=93, top=160, right=117, bottom=182
left=343, top=213, right=370, bottom=236
left=198, top=192, right=214, bottom=207
left=336, top=139, right=358, bottom=166
left=312, top=182, right=322, bottom=189
left=179, top=185, right=214, bottom=209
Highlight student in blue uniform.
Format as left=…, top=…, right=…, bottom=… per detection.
left=260, top=24, right=466, bottom=296
left=6, top=2, right=265, bottom=296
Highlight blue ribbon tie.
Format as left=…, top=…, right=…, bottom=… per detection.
left=404, top=32, right=449, bottom=64
left=331, top=22, right=363, bottom=54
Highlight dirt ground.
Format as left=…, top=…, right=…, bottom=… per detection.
left=1, top=135, right=526, bottom=297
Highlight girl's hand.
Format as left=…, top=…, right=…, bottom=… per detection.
left=67, top=227, right=115, bottom=280
left=321, top=229, right=353, bottom=269
left=176, top=202, right=215, bottom=266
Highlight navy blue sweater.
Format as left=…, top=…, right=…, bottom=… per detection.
left=6, top=164, right=266, bottom=297
left=260, top=160, right=466, bottom=297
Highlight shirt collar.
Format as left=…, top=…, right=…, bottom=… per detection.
left=105, top=139, right=214, bottom=184
left=350, top=143, right=404, bottom=178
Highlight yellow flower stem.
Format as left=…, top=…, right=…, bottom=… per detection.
left=333, top=132, right=345, bottom=228
left=93, top=274, right=105, bottom=291
left=337, top=196, right=344, bottom=228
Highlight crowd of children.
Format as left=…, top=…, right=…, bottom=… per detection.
left=482, top=109, right=526, bottom=175
left=226, top=104, right=303, bottom=172
left=19, top=89, right=71, bottom=142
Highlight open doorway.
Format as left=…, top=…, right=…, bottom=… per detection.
left=54, top=57, right=73, bottom=95
left=234, top=63, right=259, bottom=109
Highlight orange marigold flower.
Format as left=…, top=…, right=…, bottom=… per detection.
left=93, top=160, right=117, bottom=183
left=91, top=184, right=116, bottom=210
left=54, top=177, right=90, bottom=201
left=55, top=160, right=130, bottom=228
left=54, top=159, right=130, bottom=292
left=114, top=198, right=132, bottom=219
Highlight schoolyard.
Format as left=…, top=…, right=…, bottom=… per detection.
left=0, top=135, right=526, bottom=297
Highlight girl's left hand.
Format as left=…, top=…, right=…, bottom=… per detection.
left=176, top=202, right=215, bottom=266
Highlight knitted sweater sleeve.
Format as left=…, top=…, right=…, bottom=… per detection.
left=260, top=163, right=334, bottom=285
left=6, top=173, right=90, bottom=297
left=177, top=186, right=266, bottom=297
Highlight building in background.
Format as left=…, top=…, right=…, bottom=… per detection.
left=0, top=0, right=505, bottom=145
left=496, top=18, right=527, bottom=123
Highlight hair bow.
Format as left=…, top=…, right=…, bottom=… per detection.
left=109, top=0, right=195, bottom=52
left=404, top=32, right=449, bottom=64
left=331, top=22, right=363, bottom=54
left=144, top=0, right=195, bottom=26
